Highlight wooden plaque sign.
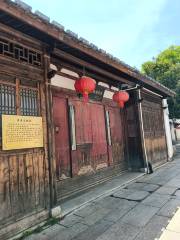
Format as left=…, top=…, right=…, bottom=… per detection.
left=2, top=115, right=44, bottom=150
left=89, top=85, right=105, bottom=101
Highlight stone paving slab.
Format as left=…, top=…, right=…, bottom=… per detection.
left=59, top=214, right=83, bottom=227
left=81, top=207, right=111, bottom=226
left=27, top=222, right=89, bottom=240
left=24, top=156, right=180, bottom=240
left=60, top=172, right=143, bottom=216
left=127, top=182, right=160, bottom=192
left=157, top=198, right=180, bottom=218
left=142, top=193, right=171, bottom=208
left=112, top=188, right=134, bottom=198
left=120, top=204, right=159, bottom=227
left=126, top=191, right=150, bottom=201
left=95, top=222, right=141, bottom=240
left=73, top=203, right=102, bottom=218
left=103, top=199, right=137, bottom=222
left=26, top=224, right=67, bottom=240
left=155, top=186, right=177, bottom=195
left=141, top=183, right=160, bottom=192
left=72, top=219, right=113, bottom=240
left=134, top=215, right=169, bottom=240
left=125, top=182, right=146, bottom=189
left=53, top=222, right=88, bottom=240
left=165, top=178, right=180, bottom=188
left=113, top=189, right=150, bottom=201
left=138, top=176, right=171, bottom=185
left=93, top=196, right=127, bottom=210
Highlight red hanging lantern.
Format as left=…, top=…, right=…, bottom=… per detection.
left=74, top=76, right=96, bottom=102
left=113, top=91, right=129, bottom=108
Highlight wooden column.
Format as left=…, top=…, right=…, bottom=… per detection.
left=43, top=52, right=57, bottom=211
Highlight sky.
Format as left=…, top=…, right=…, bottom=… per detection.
left=19, top=0, right=180, bottom=69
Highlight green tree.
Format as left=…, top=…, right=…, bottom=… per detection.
left=141, top=46, right=180, bottom=118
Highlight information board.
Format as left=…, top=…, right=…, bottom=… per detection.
left=2, top=115, right=44, bottom=150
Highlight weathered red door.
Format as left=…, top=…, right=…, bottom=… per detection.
left=106, top=106, right=127, bottom=170
left=70, top=100, right=108, bottom=176
left=53, top=96, right=71, bottom=179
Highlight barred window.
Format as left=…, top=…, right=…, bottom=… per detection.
left=20, top=88, right=39, bottom=116
left=0, top=78, right=39, bottom=117
left=0, top=84, right=16, bottom=115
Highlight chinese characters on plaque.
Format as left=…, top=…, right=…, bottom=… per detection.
left=2, top=115, right=44, bottom=150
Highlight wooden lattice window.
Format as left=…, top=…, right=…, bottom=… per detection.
left=0, top=37, right=42, bottom=67
left=0, top=79, right=40, bottom=117
left=20, top=88, right=39, bottom=116
left=0, top=84, right=16, bottom=115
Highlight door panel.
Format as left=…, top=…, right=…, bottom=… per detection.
left=90, top=104, right=108, bottom=171
left=141, top=95, right=167, bottom=167
left=71, top=100, right=108, bottom=176
left=71, top=100, right=93, bottom=176
left=108, top=107, right=127, bottom=169
left=53, top=97, right=71, bottom=179
left=126, top=102, right=143, bottom=170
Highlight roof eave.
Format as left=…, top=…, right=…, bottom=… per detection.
left=0, top=0, right=175, bottom=97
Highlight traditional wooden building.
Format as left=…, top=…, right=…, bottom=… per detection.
left=0, top=1, right=175, bottom=239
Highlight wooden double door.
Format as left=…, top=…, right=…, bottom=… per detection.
left=53, top=94, right=128, bottom=180
left=141, top=91, right=168, bottom=167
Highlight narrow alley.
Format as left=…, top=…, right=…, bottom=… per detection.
left=25, top=146, right=180, bottom=240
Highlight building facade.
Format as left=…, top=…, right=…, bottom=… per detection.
left=0, top=1, right=175, bottom=239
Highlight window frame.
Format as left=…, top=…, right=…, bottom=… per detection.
left=0, top=78, right=40, bottom=116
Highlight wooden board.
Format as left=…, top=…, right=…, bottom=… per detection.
left=0, top=25, right=49, bottom=237
left=107, top=106, right=127, bottom=170
left=52, top=97, right=71, bottom=179
left=141, top=91, right=168, bottom=167
left=70, top=100, right=108, bottom=176
left=125, top=94, right=144, bottom=170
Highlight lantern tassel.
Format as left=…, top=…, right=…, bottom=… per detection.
left=119, top=101, right=124, bottom=108
left=83, top=92, right=89, bottom=103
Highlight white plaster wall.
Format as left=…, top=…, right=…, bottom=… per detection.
left=162, top=99, right=174, bottom=160
left=51, top=68, right=114, bottom=100
left=61, top=68, right=79, bottom=78
left=51, top=74, right=75, bottom=90
left=170, top=121, right=177, bottom=144
left=51, top=67, right=79, bottom=90
left=104, top=90, right=113, bottom=99
left=175, top=128, right=180, bottom=141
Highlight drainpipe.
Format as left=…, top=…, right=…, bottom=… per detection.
left=138, top=89, right=150, bottom=174
left=162, top=99, right=174, bottom=160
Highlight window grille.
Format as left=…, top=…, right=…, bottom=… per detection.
left=20, top=88, right=39, bottom=116
left=0, top=84, right=16, bottom=115
left=0, top=79, right=40, bottom=144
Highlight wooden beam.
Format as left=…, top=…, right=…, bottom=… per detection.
left=52, top=48, right=133, bottom=86
left=53, top=58, right=128, bottom=88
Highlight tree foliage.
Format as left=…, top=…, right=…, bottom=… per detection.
left=141, top=46, right=180, bottom=118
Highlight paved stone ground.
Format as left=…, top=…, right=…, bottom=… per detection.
left=26, top=156, right=180, bottom=240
